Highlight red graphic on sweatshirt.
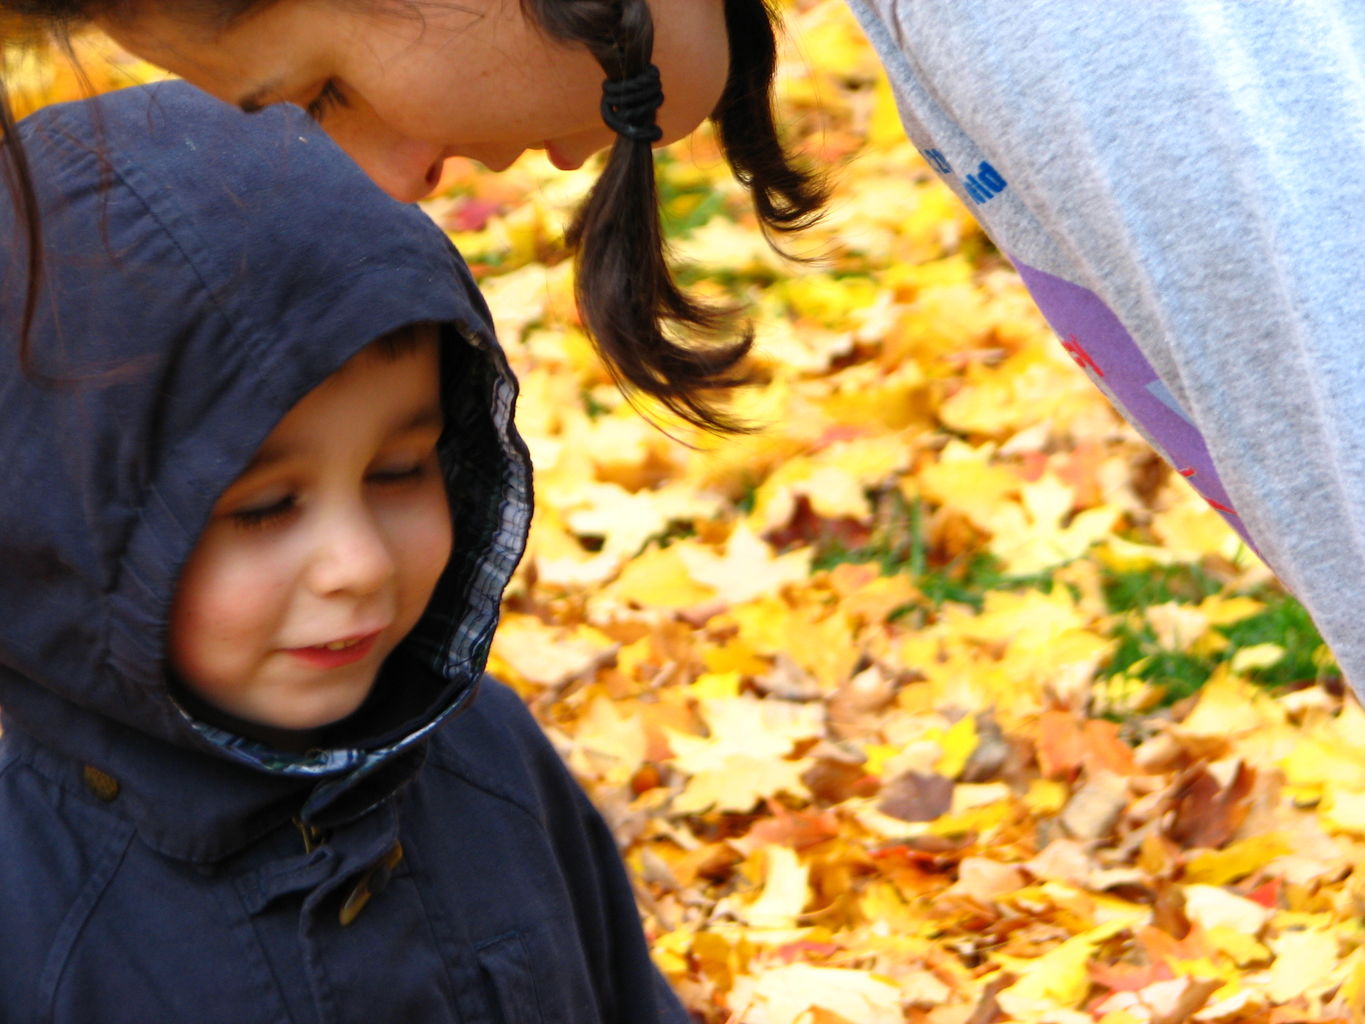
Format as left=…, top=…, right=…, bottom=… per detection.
left=1061, top=335, right=1104, bottom=377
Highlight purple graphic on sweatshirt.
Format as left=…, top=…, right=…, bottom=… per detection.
left=1013, top=258, right=1255, bottom=550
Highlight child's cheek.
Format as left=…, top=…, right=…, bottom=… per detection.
left=167, top=526, right=292, bottom=701
left=399, top=489, right=455, bottom=616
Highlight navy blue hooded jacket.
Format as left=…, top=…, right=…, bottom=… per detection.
left=0, top=82, right=686, bottom=1024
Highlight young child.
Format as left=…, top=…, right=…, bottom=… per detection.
left=0, top=81, right=687, bottom=1023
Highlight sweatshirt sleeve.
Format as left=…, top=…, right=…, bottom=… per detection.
left=846, top=0, right=1365, bottom=696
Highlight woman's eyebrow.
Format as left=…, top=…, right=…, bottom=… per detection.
left=236, top=79, right=284, bottom=113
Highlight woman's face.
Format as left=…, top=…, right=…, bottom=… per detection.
left=101, top=0, right=730, bottom=201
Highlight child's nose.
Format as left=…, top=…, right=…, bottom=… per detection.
left=306, top=510, right=396, bottom=598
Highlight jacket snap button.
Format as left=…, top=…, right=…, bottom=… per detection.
left=338, top=841, right=403, bottom=927
left=82, top=765, right=120, bottom=802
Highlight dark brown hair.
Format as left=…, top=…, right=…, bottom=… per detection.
left=2, top=0, right=829, bottom=430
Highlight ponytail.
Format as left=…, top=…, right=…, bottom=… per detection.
left=525, top=0, right=828, bottom=434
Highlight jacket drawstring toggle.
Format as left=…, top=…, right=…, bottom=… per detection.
left=339, top=841, right=404, bottom=926
left=82, top=764, right=120, bottom=802
left=294, top=815, right=329, bottom=854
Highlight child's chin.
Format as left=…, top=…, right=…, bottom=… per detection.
left=282, top=696, right=371, bottom=732
left=239, top=689, right=376, bottom=750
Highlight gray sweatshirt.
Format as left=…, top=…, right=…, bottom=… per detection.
left=845, top=0, right=1365, bottom=695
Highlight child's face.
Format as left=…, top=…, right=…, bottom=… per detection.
left=100, top=0, right=729, bottom=200
left=168, top=332, right=453, bottom=735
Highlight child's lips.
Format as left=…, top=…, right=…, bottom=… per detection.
left=285, top=631, right=382, bottom=669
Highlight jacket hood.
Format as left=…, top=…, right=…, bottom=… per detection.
left=0, top=82, right=532, bottom=858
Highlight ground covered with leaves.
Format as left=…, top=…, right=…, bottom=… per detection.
left=18, top=5, right=1365, bottom=1021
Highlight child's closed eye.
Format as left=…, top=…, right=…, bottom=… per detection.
left=230, top=495, right=298, bottom=531
left=369, top=453, right=438, bottom=486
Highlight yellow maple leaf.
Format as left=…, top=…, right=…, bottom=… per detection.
left=778, top=274, right=883, bottom=327
left=671, top=216, right=788, bottom=276
left=731, top=597, right=861, bottom=691
left=567, top=696, right=648, bottom=787
left=996, top=920, right=1129, bottom=1013
left=917, top=440, right=1021, bottom=531
left=741, top=846, right=811, bottom=928
left=749, top=434, right=913, bottom=531
left=678, top=524, right=813, bottom=604
left=1184, top=834, right=1293, bottom=885
left=672, top=696, right=827, bottom=770
left=1181, top=885, right=1271, bottom=937
left=730, top=964, right=903, bottom=1024
left=1151, top=489, right=1249, bottom=565
left=1267, top=928, right=1340, bottom=1002
left=489, top=615, right=617, bottom=691
left=787, top=0, right=885, bottom=80
left=1178, top=668, right=1287, bottom=738
left=751, top=311, right=856, bottom=376
left=558, top=481, right=717, bottom=559
left=522, top=507, right=621, bottom=589
left=1282, top=736, right=1365, bottom=793
left=816, top=363, right=930, bottom=433
left=1197, top=594, right=1266, bottom=628
left=935, top=714, right=979, bottom=778
left=981, top=475, right=1118, bottom=576
left=598, top=543, right=717, bottom=610
left=671, top=754, right=810, bottom=815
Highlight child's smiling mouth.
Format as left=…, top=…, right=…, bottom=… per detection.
left=286, top=631, right=382, bottom=668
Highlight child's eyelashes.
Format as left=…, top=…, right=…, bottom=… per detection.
left=369, top=453, right=439, bottom=486
left=370, top=465, right=426, bottom=484
left=225, top=459, right=435, bottom=529
left=304, top=80, right=350, bottom=123
left=230, top=496, right=298, bottom=532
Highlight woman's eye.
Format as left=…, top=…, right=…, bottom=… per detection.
left=230, top=496, right=297, bottom=531
left=304, top=80, right=350, bottom=123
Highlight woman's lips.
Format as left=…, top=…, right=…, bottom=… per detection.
left=285, top=632, right=380, bottom=669
left=544, top=141, right=582, bottom=171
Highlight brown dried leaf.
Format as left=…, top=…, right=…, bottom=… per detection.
left=1167, top=761, right=1255, bottom=849
left=878, top=771, right=955, bottom=823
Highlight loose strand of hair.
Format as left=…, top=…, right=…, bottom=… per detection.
left=1, top=78, right=45, bottom=376
left=4, top=29, right=123, bottom=385
left=713, top=0, right=830, bottom=239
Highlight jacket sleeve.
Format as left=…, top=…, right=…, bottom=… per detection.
left=431, top=677, right=691, bottom=1024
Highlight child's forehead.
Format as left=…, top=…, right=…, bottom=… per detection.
left=236, top=332, right=444, bottom=473
left=356, top=322, right=442, bottom=366
left=311, top=323, right=442, bottom=391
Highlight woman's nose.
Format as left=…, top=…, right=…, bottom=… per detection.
left=322, top=119, right=445, bottom=202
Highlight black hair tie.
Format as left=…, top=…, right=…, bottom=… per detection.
left=601, top=63, right=665, bottom=144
